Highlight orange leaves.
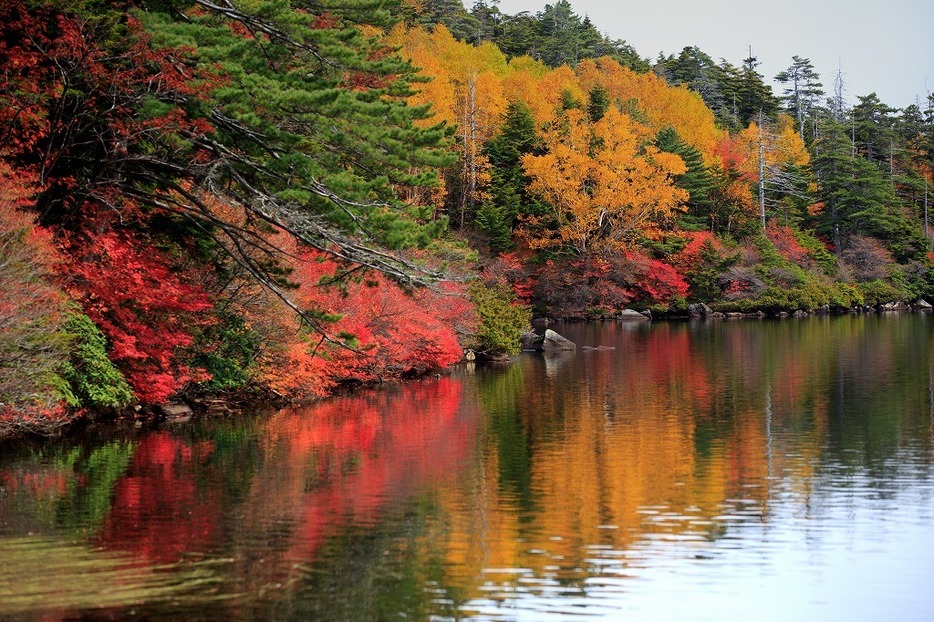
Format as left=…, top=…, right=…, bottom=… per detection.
left=254, top=244, right=471, bottom=397
left=390, top=24, right=507, bottom=128
left=520, top=107, right=687, bottom=256
left=577, top=57, right=724, bottom=166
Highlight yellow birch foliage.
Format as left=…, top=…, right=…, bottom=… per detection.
left=500, top=55, right=554, bottom=124
left=735, top=114, right=811, bottom=181
left=520, top=107, right=688, bottom=256
left=577, top=57, right=724, bottom=166
left=391, top=25, right=507, bottom=216
left=507, top=63, right=584, bottom=127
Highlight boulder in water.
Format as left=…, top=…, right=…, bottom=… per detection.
left=618, top=309, right=650, bottom=321
left=542, top=329, right=576, bottom=351
left=688, top=303, right=712, bottom=317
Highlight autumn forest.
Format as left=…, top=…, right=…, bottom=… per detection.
left=2, top=0, right=934, bottom=437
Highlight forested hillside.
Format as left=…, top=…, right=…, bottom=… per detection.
left=2, top=0, right=932, bottom=436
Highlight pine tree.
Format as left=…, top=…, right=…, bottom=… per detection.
left=775, top=56, right=824, bottom=140
left=658, top=47, right=725, bottom=115
left=852, top=93, right=897, bottom=166
left=587, top=84, right=610, bottom=123
left=138, top=0, right=457, bottom=282
left=656, top=127, right=717, bottom=230
left=480, top=101, right=543, bottom=251
left=812, top=116, right=926, bottom=261
left=735, top=51, right=779, bottom=125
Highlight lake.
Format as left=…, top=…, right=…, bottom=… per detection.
left=2, top=314, right=933, bottom=621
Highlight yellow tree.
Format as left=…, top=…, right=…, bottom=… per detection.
left=736, top=114, right=811, bottom=227
left=392, top=25, right=508, bottom=227
left=520, top=107, right=688, bottom=256
left=577, top=57, right=724, bottom=166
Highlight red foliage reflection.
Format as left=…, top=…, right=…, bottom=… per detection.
left=96, top=377, right=473, bottom=568
left=98, top=433, right=219, bottom=563
left=263, top=378, right=472, bottom=562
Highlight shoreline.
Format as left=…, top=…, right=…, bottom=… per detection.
left=3, top=305, right=930, bottom=444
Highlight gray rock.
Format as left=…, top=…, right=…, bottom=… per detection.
left=880, top=301, right=911, bottom=312
left=915, top=299, right=933, bottom=311
left=707, top=311, right=725, bottom=318
left=793, top=310, right=809, bottom=318
left=520, top=331, right=544, bottom=351
left=725, top=312, right=745, bottom=319
left=542, top=329, right=576, bottom=351
left=160, top=403, right=192, bottom=418
left=618, top=309, right=650, bottom=321
left=688, top=303, right=712, bottom=317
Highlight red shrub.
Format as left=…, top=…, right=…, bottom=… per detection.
left=61, top=230, right=213, bottom=403
left=766, top=223, right=810, bottom=268
left=257, top=247, right=471, bottom=393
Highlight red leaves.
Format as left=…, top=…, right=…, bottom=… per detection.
left=0, top=1, right=216, bottom=218
left=61, top=230, right=213, bottom=403
left=250, top=243, right=471, bottom=397
left=765, top=222, right=810, bottom=267
left=100, top=433, right=220, bottom=563
left=529, top=252, right=687, bottom=317
left=632, top=253, right=690, bottom=303
left=290, top=249, right=468, bottom=384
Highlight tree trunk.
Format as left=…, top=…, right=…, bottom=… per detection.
left=758, top=111, right=766, bottom=230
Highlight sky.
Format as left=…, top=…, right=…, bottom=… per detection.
left=487, top=0, right=934, bottom=110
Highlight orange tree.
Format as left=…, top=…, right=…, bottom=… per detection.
left=519, top=106, right=688, bottom=257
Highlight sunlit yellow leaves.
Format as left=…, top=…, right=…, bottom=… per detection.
left=520, top=107, right=687, bottom=256
left=577, top=57, right=725, bottom=166
left=773, top=114, right=811, bottom=167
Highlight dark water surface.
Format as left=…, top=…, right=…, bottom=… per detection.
left=2, top=315, right=933, bottom=621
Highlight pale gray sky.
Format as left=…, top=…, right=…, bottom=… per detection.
left=487, top=0, right=934, bottom=109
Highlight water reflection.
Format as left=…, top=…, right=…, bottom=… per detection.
left=0, top=316, right=932, bottom=620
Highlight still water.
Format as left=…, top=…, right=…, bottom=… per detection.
left=2, top=315, right=933, bottom=621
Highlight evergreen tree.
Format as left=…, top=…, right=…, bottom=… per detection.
left=735, top=52, right=779, bottom=125
left=812, top=117, right=926, bottom=261
left=136, top=0, right=457, bottom=284
left=494, top=11, right=541, bottom=59
left=536, top=0, right=583, bottom=67
left=409, top=0, right=478, bottom=42
left=852, top=92, right=897, bottom=166
left=656, top=46, right=725, bottom=116
left=587, top=84, right=610, bottom=123
left=656, top=127, right=717, bottom=230
left=480, top=101, right=543, bottom=251
left=775, top=56, right=824, bottom=140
